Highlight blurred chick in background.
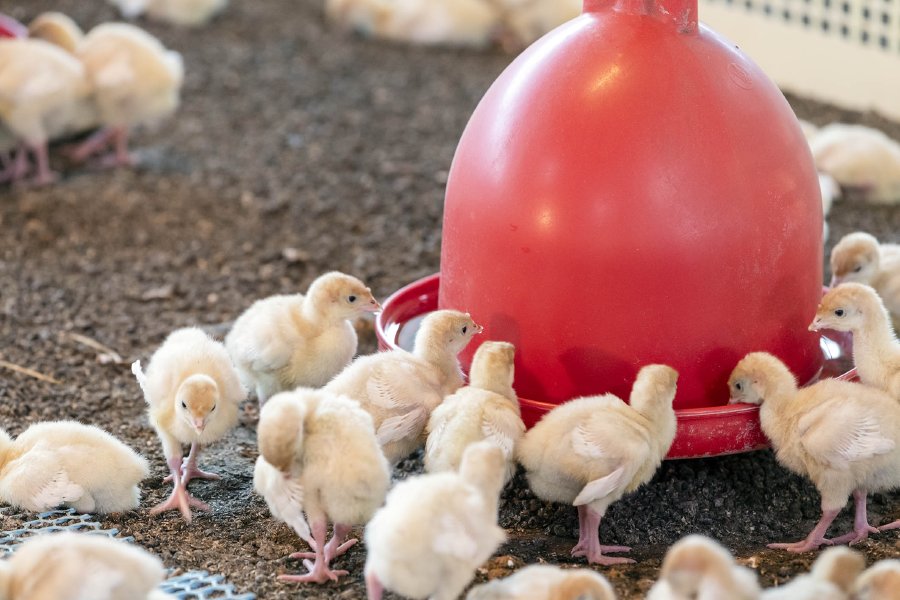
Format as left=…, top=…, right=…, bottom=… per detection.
left=365, top=442, right=507, bottom=600
left=810, top=123, right=900, bottom=205
left=326, top=0, right=503, bottom=49
left=255, top=388, right=390, bottom=584
left=467, top=564, right=617, bottom=600
left=828, top=233, right=900, bottom=330
left=0, top=533, right=175, bottom=600
left=517, top=365, right=679, bottom=565
left=855, top=561, right=900, bottom=600
left=0, top=421, right=148, bottom=514
left=425, top=340, right=524, bottom=484
left=0, top=36, right=92, bottom=185
left=28, top=13, right=184, bottom=169
left=109, top=0, right=228, bottom=27
left=133, top=327, right=246, bottom=523
left=646, top=535, right=760, bottom=600
left=226, top=272, right=381, bottom=406
left=762, top=546, right=864, bottom=600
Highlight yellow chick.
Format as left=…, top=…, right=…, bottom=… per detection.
left=517, top=364, right=679, bottom=565
left=364, top=441, right=507, bottom=600
left=0, top=532, right=173, bottom=600
left=0, top=37, right=92, bottom=185
left=729, top=352, right=900, bottom=552
left=425, top=340, right=524, bottom=484
left=466, top=564, right=616, bottom=600
left=133, top=327, right=246, bottom=523
left=326, top=309, right=482, bottom=464
left=855, top=560, right=900, bottom=600
left=828, top=233, right=900, bottom=329
left=0, top=421, right=148, bottom=514
left=226, top=271, right=381, bottom=406
left=761, top=547, right=864, bottom=600
left=327, top=0, right=503, bottom=49
left=61, top=23, right=183, bottom=168
left=255, top=388, right=390, bottom=584
left=108, top=0, right=228, bottom=27
left=811, top=284, right=900, bottom=397
left=810, top=123, right=900, bottom=204
left=646, top=535, right=760, bottom=600
left=498, top=0, right=581, bottom=48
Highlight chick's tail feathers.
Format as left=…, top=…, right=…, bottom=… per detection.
left=550, top=572, right=616, bottom=600
left=132, top=360, right=151, bottom=402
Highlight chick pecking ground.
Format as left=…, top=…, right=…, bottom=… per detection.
left=2, top=0, right=900, bottom=598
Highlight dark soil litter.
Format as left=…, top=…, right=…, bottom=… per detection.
left=2, top=0, right=900, bottom=597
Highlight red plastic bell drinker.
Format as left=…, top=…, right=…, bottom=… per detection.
left=439, top=1, right=823, bottom=421
left=0, top=14, right=28, bottom=38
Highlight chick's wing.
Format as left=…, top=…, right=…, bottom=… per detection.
left=799, top=400, right=896, bottom=467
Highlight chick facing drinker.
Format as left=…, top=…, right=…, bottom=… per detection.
left=378, top=0, right=828, bottom=458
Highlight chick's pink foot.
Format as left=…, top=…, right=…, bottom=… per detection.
left=163, top=443, right=220, bottom=484
left=278, top=558, right=348, bottom=584
left=831, top=489, right=878, bottom=545
left=572, top=505, right=635, bottom=565
left=768, top=508, right=839, bottom=553
left=290, top=524, right=356, bottom=561
left=150, top=483, right=210, bottom=522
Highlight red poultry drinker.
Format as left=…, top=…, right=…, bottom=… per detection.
left=377, top=0, right=839, bottom=458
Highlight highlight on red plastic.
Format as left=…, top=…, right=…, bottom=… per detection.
left=376, top=275, right=856, bottom=459
left=0, top=14, right=28, bottom=39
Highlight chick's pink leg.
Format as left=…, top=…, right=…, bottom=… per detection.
left=99, top=127, right=137, bottom=168
left=365, top=573, right=384, bottom=600
left=150, top=455, right=210, bottom=523
left=164, top=443, right=220, bottom=484
left=571, top=506, right=634, bottom=565
left=67, top=128, right=114, bottom=164
left=291, top=523, right=356, bottom=562
left=30, top=140, right=58, bottom=186
left=768, top=508, right=839, bottom=552
left=279, top=521, right=348, bottom=584
left=831, top=489, right=879, bottom=545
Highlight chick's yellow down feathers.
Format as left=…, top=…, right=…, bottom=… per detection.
left=365, top=442, right=507, bottom=600
left=0, top=421, right=148, bottom=514
left=425, top=341, right=524, bottom=484
left=467, top=564, right=616, bottom=600
left=326, top=309, right=480, bottom=464
left=0, top=533, right=173, bottom=600
left=226, top=272, right=380, bottom=405
left=729, top=352, right=900, bottom=551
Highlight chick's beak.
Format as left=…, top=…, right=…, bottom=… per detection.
left=192, top=418, right=205, bottom=433
left=830, top=276, right=842, bottom=288
left=809, top=316, right=826, bottom=331
left=473, top=324, right=484, bottom=334
left=363, top=298, right=383, bottom=313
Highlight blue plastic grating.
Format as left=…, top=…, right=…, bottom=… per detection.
left=160, top=571, right=255, bottom=600
left=0, top=508, right=130, bottom=557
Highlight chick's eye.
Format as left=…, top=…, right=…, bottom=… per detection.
left=181, top=401, right=187, bottom=409
left=348, top=295, right=357, bottom=303
left=853, top=266, right=862, bottom=273
left=735, top=382, right=742, bottom=391
left=835, top=309, right=845, bottom=317
left=212, top=404, right=217, bottom=411
left=462, top=326, right=467, bottom=334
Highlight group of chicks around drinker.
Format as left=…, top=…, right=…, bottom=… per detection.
left=7, top=251, right=900, bottom=598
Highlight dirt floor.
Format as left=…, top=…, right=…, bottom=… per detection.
left=2, top=0, right=900, bottom=598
